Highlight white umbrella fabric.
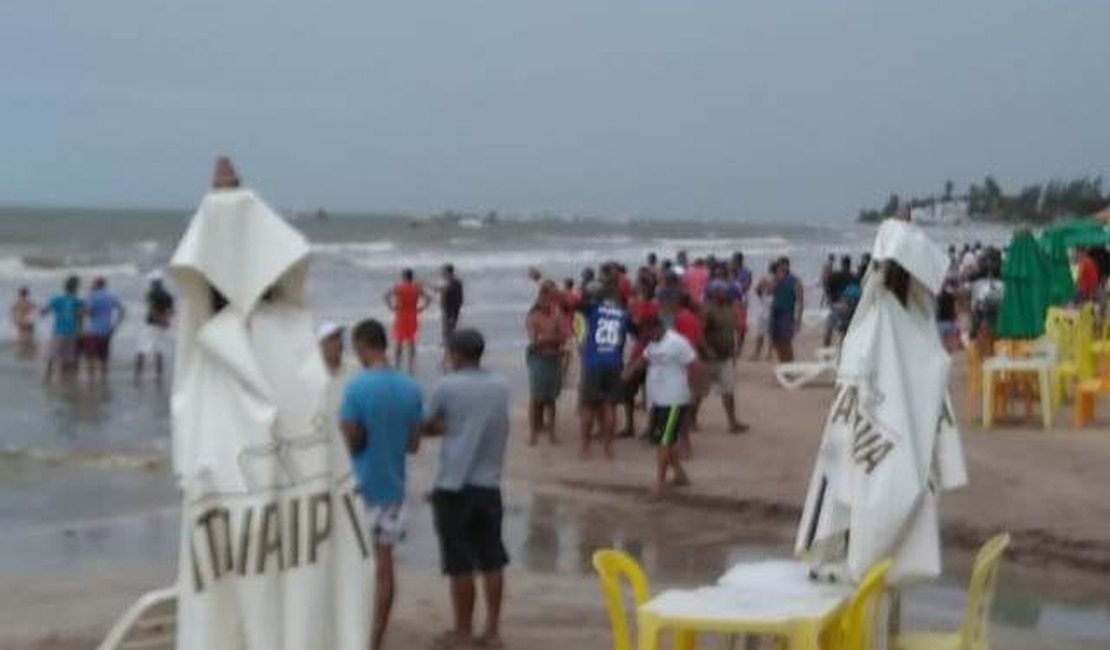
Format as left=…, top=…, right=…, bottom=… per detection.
left=795, top=219, right=968, bottom=587
left=170, top=187, right=371, bottom=650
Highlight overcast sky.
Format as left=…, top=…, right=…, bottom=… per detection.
left=2, top=0, right=1108, bottom=220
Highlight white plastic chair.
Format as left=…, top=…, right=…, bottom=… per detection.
left=97, top=587, right=177, bottom=650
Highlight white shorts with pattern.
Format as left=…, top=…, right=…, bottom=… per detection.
left=365, top=502, right=406, bottom=547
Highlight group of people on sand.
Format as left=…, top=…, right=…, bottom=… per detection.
left=522, top=250, right=811, bottom=497
left=318, top=319, right=509, bottom=650
left=9, top=273, right=174, bottom=383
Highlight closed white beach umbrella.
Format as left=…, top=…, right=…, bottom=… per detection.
left=795, top=219, right=968, bottom=587
left=169, top=165, right=370, bottom=650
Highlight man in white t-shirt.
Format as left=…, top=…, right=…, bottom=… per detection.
left=624, top=315, right=703, bottom=498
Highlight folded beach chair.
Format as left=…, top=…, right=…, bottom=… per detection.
left=774, top=347, right=839, bottom=390
left=97, top=586, right=177, bottom=650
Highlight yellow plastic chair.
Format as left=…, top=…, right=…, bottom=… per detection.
left=823, top=559, right=893, bottom=650
left=1048, top=305, right=1098, bottom=404
left=896, top=533, right=1012, bottom=650
left=593, top=549, right=685, bottom=650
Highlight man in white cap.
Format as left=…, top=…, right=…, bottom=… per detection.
left=319, top=320, right=358, bottom=418
left=134, top=270, right=174, bottom=382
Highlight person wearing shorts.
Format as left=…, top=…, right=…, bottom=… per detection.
left=625, top=316, right=699, bottom=498
left=526, top=280, right=568, bottom=446
left=42, top=275, right=84, bottom=382
left=339, top=319, right=423, bottom=650
left=422, top=329, right=510, bottom=649
left=384, top=268, right=431, bottom=375
left=136, top=273, right=174, bottom=382
left=577, top=283, right=631, bottom=459
left=82, top=277, right=125, bottom=382
left=702, top=281, right=749, bottom=434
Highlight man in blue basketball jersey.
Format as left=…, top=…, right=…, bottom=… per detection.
left=577, top=280, right=632, bottom=459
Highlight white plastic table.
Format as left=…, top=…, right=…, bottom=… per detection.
left=637, top=560, right=854, bottom=650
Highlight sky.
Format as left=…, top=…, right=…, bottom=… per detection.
left=2, top=0, right=1108, bottom=221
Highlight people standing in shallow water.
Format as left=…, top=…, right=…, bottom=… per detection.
left=41, top=275, right=84, bottom=382
left=384, top=268, right=432, bottom=375
left=10, top=286, right=38, bottom=357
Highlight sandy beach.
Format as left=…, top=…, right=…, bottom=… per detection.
left=4, top=327, right=1110, bottom=650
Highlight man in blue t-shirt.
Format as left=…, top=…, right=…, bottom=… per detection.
left=41, top=275, right=84, bottom=382
left=577, top=281, right=631, bottom=459
left=339, top=319, right=423, bottom=650
left=83, top=277, right=126, bottom=381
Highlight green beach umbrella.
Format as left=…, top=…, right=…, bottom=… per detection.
left=997, top=231, right=1051, bottom=339
left=1042, top=217, right=1110, bottom=250
left=1040, top=233, right=1076, bottom=306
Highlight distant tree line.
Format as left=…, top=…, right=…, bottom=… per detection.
left=858, top=176, right=1109, bottom=224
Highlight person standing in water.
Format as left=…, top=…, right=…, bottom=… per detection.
left=384, top=268, right=432, bottom=375
left=135, top=273, right=175, bottom=382
left=10, top=286, right=38, bottom=357
left=82, top=277, right=125, bottom=382
left=437, top=264, right=464, bottom=345
left=42, top=275, right=84, bottom=382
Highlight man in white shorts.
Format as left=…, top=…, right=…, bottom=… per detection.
left=339, top=319, right=423, bottom=650
left=135, top=272, right=174, bottom=381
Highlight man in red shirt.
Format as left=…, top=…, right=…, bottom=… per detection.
left=384, top=268, right=432, bottom=374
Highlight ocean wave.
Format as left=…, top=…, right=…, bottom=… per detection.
left=650, top=236, right=792, bottom=251
left=312, top=241, right=398, bottom=256
left=346, top=247, right=630, bottom=272
left=0, top=256, right=140, bottom=280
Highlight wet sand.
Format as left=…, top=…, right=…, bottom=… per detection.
left=4, top=331, right=1110, bottom=649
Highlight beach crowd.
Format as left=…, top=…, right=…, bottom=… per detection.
left=11, top=225, right=1110, bottom=650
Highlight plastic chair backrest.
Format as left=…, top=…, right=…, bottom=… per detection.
left=958, top=533, right=1011, bottom=650
left=1046, top=309, right=1078, bottom=366
left=592, top=549, right=652, bottom=650
left=1078, top=304, right=1097, bottom=377
left=835, top=559, right=893, bottom=650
